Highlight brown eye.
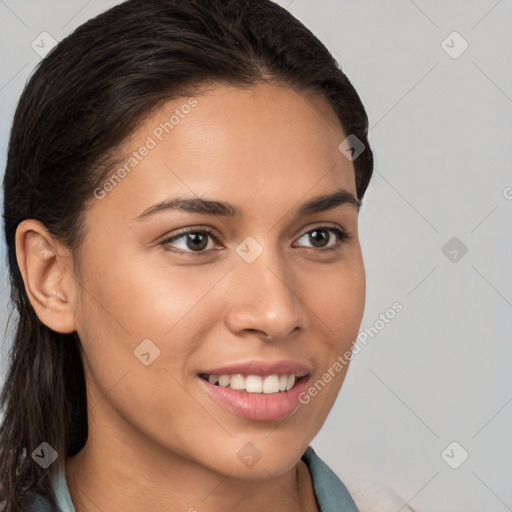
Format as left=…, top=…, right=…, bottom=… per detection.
left=295, top=227, right=347, bottom=250
left=161, top=229, right=217, bottom=254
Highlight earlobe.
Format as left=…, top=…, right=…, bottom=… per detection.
left=15, top=219, right=77, bottom=334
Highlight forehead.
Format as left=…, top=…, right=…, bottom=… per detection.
left=86, top=83, right=356, bottom=226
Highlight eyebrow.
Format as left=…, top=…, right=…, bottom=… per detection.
left=134, top=188, right=360, bottom=222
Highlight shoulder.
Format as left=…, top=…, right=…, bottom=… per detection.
left=302, top=447, right=417, bottom=512
left=20, top=492, right=59, bottom=512
left=301, top=446, right=360, bottom=512
left=343, top=478, right=418, bottom=512
left=17, top=469, right=71, bottom=512
left=0, top=490, right=60, bottom=512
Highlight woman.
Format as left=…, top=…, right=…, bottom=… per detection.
left=0, top=0, right=373, bottom=510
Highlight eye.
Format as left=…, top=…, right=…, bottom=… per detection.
left=160, top=225, right=349, bottom=255
left=294, top=226, right=348, bottom=250
left=161, top=228, right=218, bottom=254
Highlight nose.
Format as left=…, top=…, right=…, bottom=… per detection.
left=224, top=246, right=307, bottom=341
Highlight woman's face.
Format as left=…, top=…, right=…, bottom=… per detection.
left=73, top=82, right=365, bottom=478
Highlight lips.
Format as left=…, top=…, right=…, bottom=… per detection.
left=198, top=359, right=311, bottom=378
left=196, top=360, right=312, bottom=421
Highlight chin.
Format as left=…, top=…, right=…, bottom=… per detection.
left=207, top=436, right=311, bottom=480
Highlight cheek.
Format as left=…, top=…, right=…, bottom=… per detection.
left=73, top=249, right=231, bottom=407
left=76, top=250, right=225, bottom=340
left=306, top=256, right=366, bottom=346
left=300, top=256, right=365, bottom=403
left=73, top=258, right=223, bottom=444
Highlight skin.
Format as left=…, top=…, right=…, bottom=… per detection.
left=16, top=82, right=366, bottom=511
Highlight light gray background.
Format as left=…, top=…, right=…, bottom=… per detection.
left=1, top=1, right=511, bottom=511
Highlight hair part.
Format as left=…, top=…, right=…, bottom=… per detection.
left=0, top=0, right=373, bottom=509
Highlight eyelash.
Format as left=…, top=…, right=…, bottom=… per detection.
left=160, top=225, right=351, bottom=256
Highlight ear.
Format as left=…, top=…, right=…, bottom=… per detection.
left=15, top=219, right=77, bottom=334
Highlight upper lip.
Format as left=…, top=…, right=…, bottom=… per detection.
left=198, top=360, right=311, bottom=378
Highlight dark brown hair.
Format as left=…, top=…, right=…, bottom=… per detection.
left=0, top=0, right=373, bottom=509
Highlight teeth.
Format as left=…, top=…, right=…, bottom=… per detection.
left=230, top=374, right=245, bottom=390
left=245, top=375, right=263, bottom=393
left=218, top=375, right=231, bottom=387
left=262, top=375, right=280, bottom=393
left=203, top=373, right=298, bottom=394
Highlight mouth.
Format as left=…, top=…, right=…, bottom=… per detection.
left=198, top=372, right=309, bottom=394
left=197, top=370, right=311, bottom=422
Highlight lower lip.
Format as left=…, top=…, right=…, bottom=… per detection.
left=197, top=375, right=310, bottom=422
